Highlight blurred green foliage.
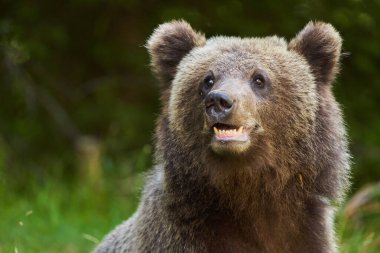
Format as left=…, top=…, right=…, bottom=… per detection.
left=1, top=0, right=380, bottom=188
left=1, top=0, right=380, bottom=252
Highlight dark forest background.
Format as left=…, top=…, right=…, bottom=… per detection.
left=1, top=0, right=380, bottom=252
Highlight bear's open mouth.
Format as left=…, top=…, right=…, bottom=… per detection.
left=212, top=123, right=250, bottom=142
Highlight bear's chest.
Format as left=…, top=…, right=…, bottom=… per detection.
left=201, top=212, right=303, bottom=253
left=203, top=218, right=261, bottom=253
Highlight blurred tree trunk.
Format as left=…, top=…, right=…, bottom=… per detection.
left=76, top=136, right=103, bottom=190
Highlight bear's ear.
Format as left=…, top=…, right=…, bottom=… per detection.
left=146, top=20, right=206, bottom=88
left=288, top=22, right=342, bottom=86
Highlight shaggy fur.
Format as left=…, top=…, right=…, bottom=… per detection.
left=93, top=20, right=350, bottom=253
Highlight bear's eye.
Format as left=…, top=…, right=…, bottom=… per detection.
left=200, top=72, right=215, bottom=96
left=203, top=75, right=214, bottom=90
left=253, top=74, right=266, bottom=89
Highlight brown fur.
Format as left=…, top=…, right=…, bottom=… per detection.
left=94, top=20, right=350, bottom=253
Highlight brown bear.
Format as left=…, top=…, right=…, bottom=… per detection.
left=93, top=20, right=350, bottom=253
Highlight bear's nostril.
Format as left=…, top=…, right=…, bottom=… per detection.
left=220, top=97, right=233, bottom=109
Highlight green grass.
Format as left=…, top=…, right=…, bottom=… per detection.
left=0, top=174, right=144, bottom=253
left=337, top=210, right=380, bottom=253
left=0, top=175, right=379, bottom=253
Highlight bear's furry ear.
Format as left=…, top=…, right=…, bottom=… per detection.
left=288, top=22, right=342, bottom=86
left=146, top=20, right=206, bottom=88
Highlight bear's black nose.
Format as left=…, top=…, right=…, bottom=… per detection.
left=205, top=91, right=234, bottom=120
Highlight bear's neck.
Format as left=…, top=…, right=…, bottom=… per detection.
left=160, top=125, right=309, bottom=226
left=160, top=134, right=315, bottom=252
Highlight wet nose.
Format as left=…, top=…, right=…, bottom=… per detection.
left=205, top=91, right=234, bottom=119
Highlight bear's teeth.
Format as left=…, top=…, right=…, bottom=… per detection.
left=227, top=129, right=236, bottom=135
left=213, top=126, right=244, bottom=137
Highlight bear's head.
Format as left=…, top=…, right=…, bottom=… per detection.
left=147, top=20, right=342, bottom=159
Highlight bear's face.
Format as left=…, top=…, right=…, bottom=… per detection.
left=148, top=21, right=341, bottom=157
left=169, top=38, right=317, bottom=155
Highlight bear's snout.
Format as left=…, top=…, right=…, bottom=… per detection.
left=205, top=91, right=234, bottom=121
